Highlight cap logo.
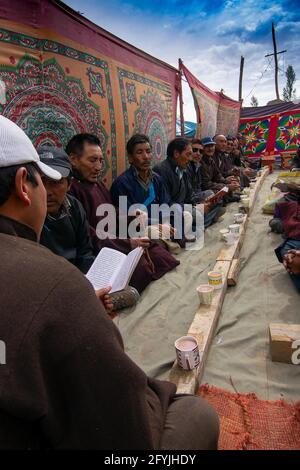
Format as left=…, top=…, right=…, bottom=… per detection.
left=41, top=151, right=54, bottom=159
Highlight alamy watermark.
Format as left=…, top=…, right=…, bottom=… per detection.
left=0, top=340, right=6, bottom=365
left=291, top=339, right=300, bottom=365
left=94, top=197, right=205, bottom=251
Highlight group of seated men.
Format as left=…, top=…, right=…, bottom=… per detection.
left=37, top=131, right=254, bottom=302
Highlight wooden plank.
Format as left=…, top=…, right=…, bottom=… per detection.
left=248, top=167, right=269, bottom=214
left=269, top=323, right=300, bottom=364
left=227, top=258, right=241, bottom=286
left=169, top=168, right=269, bottom=393
left=169, top=260, right=231, bottom=393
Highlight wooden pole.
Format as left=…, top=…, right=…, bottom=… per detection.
left=238, top=56, right=244, bottom=102
left=178, top=59, right=185, bottom=137
left=272, top=22, right=280, bottom=100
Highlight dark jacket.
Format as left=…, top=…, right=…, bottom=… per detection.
left=213, top=151, right=234, bottom=178
left=186, top=161, right=205, bottom=204
left=110, top=165, right=171, bottom=223
left=153, top=158, right=193, bottom=205
left=40, top=195, right=94, bottom=274
left=200, top=155, right=225, bottom=192
left=0, top=215, right=176, bottom=449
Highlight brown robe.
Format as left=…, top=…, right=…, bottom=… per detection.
left=0, top=215, right=176, bottom=449
left=69, top=178, right=179, bottom=293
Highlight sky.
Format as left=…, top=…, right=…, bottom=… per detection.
left=65, top=0, right=300, bottom=121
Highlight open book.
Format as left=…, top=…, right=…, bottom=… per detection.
left=205, top=186, right=229, bottom=205
left=86, top=246, right=143, bottom=293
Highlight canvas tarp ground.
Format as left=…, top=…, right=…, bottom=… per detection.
left=115, top=173, right=300, bottom=402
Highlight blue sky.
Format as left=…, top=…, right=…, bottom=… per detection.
left=66, top=0, right=300, bottom=120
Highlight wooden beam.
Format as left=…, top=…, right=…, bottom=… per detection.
left=270, top=323, right=300, bottom=364
left=227, top=258, right=241, bottom=286
left=169, top=167, right=269, bottom=393
left=248, top=167, right=269, bottom=215
left=238, top=56, right=244, bottom=102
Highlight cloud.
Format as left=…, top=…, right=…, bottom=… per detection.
left=66, top=0, right=300, bottom=118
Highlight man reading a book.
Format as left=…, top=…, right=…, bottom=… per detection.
left=0, top=115, right=219, bottom=449
left=67, top=133, right=179, bottom=293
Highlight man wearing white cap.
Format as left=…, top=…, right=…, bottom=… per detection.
left=0, top=115, right=219, bottom=449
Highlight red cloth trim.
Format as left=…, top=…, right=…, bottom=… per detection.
left=266, top=114, right=279, bottom=153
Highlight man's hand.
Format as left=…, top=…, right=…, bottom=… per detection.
left=130, top=237, right=151, bottom=249
left=283, top=250, right=300, bottom=274
left=227, top=181, right=240, bottom=192
left=95, top=286, right=114, bottom=314
left=158, top=223, right=176, bottom=238
left=243, top=167, right=254, bottom=177
left=226, top=175, right=237, bottom=183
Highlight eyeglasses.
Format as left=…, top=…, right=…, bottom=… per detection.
left=192, top=147, right=203, bottom=153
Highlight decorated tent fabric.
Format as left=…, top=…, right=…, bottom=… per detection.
left=180, top=61, right=241, bottom=138
left=199, top=384, right=300, bottom=450
left=0, top=0, right=179, bottom=185
left=239, top=107, right=300, bottom=158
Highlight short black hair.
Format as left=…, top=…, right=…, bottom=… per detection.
left=126, top=134, right=151, bottom=155
left=167, top=137, right=190, bottom=159
left=0, top=163, right=39, bottom=207
left=65, top=134, right=101, bottom=156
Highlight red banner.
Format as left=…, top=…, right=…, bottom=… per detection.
left=180, top=61, right=241, bottom=138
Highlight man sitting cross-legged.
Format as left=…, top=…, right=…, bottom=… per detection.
left=67, top=133, right=179, bottom=294
left=38, top=146, right=95, bottom=275
left=111, top=134, right=192, bottom=248
left=0, top=115, right=219, bottom=449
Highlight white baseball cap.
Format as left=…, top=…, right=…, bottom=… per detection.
left=0, top=115, right=61, bottom=180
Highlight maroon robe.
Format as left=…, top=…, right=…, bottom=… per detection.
left=69, top=178, right=180, bottom=293
left=276, top=200, right=300, bottom=240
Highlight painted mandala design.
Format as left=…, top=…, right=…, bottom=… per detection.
left=0, top=54, right=109, bottom=173
left=239, top=119, right=270, bottom=155
left=275, top=114, right=300, bottom=151
left=134, top=90, right=169, bottom=164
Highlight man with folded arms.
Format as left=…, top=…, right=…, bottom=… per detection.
left=200, top=137, right=240, bottom=199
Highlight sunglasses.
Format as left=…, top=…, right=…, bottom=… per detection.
left=192, top=147, right=203, bottom=153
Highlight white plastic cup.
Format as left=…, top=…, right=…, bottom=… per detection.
left=234, top=213, right=245, bottom=224
left=219, top=228, right=229, bottom=241
left=223, top=231, right=235, bottom=245
left=175, top=335, right=201, bottom=370
left=208, top=271, right=223, bottom=289
left=197, top=284, right=214, bottom=305
left=229, top=224, right=240, bottom=238
left=241, top=197, right=250, bottom=208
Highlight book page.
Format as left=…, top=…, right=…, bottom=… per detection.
left=111, top=247, right=143, bottom=293
left=204, top=186, right=228, bottom=205
left=86, top=247, right=126, bottom=291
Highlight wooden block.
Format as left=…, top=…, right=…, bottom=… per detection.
left=269, top=323, right=300, bottom=364
left=227, top=258, right=241, bottom=286
left=169, top=260, right=231, bottom=393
